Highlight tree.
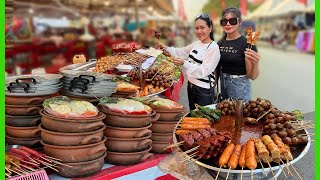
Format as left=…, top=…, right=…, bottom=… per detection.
left=202, top=0, right=261, bottom=18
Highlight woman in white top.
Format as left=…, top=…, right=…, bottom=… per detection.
left=157, top=14, right=221, bottom=110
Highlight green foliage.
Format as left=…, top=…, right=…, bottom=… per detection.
left=201, top=0, right=261, bottom=18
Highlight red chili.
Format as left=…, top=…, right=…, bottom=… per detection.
left=19, top=146, right=43, bottom=158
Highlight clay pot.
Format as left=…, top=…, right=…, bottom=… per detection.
left=155, top=109, right=185, bottom=121
left=39, top=124, right=105, bottom=146
left=40, top=109, right=106, bottom=133
left=151, top=141, right=170, bottom=154
left=105, top=146, right=153, bottom=165
left=99, top=106, right=160, bottom=128
left=6, top=105, right=42, bottom=116
left=151, top=133, right=173, bottom=142
left=150, top=121, right=178, bottom=133
left=6, top=95, right=51, bottom=105
left=56, top=153, right=106, bottom=178
left=5, top=115, right=41, bottom=127
left=6, top=135, right=41, bottom=147
left=41, top=137, right=107, bottom=163
left=6, top=125, right=41, bottom=138
left=104, top=124, right=152, bottom=138
left=105, top=135, right=152, bottom=153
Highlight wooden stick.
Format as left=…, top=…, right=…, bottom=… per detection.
left=226, top=166, right=231, bottom=180
left=280, top=158, right=293, bottom=176
left=5, top=167, right=12, bottom=174
left=240, top=167, right=243, bottom=180
left=251, top=169, right=253, bottom=180
left=300, top=133, right=315, bottom=136
left=181, top=151, right=198, bottom=162
left=20, top=163, right=36, bottom=172
left=45, top=155, right=63, bottom=161
left=164, top=141, right=185, bottom=150
left=50, top=160, right=73, bottom=168
left=10, top=168, right=23, bottom=176
left=278, top=162, right=288, bottom=179
left=258, top=159, right=267, bottom=176
left=5, top=173, right=11, bottom=178
left=28, top=156, right=40, bottom=165
left=215, top=165, right=222, bottom=180
left=37, top=159, right=59, bottom=172
left=21, top=160, right=38, bottom=166
left=10, top=161, right=30, bottom=174
left=181, top=154, right=197, bottom=162
left=286, top=159, right=303, bottom=180
left=257, top=107, right=275, bottom=121
left=181, top=146, right=200, bottom=155
left=266, top=161, right=276, bottom=180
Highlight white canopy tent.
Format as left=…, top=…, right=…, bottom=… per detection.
left=245, top=0, right=273, bottom=20
left=267, top=0, right=307, bottom=17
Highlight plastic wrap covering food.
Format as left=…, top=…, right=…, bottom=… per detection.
left=99, top=97, right=152, bottom=115
left=43, top=96, right=98, bottom=118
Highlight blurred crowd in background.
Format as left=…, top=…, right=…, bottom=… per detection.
left=5, top=0, right=314, bottom=75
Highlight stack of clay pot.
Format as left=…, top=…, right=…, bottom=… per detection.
left=5, top=95, right=48, bottom=148
left=150, top=108, right=184, bottom=154
left=5, top=74, right=63, bottom=148
left=39, top=109, right=107, bottom=178
left=99, top=105, right=159, bottom=165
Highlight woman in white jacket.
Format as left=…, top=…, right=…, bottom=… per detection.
left=157, top=14, right=221, bottom=110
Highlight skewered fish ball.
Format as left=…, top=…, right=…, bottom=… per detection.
left=299, top=136, right=308, bottom=145
left=267, top=114, right=275, bottom=119
left=279, top=131, right=288, bottom=138
left=284, top=122, right=292, bottom=129
left=283, top=137, right=292, bottom=145
left=292, top=137, right=301, bottom=146
left=276, top=123, right=283, bottom=129
left=287, top=129, right=296, bottom=137
left=269, top=124, right=277, bottom=130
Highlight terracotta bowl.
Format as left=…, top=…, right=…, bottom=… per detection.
left=40, top=109, right=106, bottom=133
left=6, top=125, right=41, bottom=138
left=104, top=124, right=152, bottom=138
left=56, top=153, right=106, bottom=178
left=6, top=114, right=41, bottom=127
left=154, top=109, right=185, bottom=121
left=99, top=106, right=160, bottom=128
left=6, top=105, right=42, bottom=116
left=150, top=121, right=178, bottom=133
left=105, top=135, right=152, bottom=153
left=39, top=124, right=105, bottom=146
left=151, top=141, right=170, bottom=154
left=6, top=95, right=51, bottom=106
left=6, top=135, right=41, bottom=147
left=105, top=146, right=153, bottom=165
left=41, top=137, right=107, bottom=163
left=151, top=132, right=173, bottom=142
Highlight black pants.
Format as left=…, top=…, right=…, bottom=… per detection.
left=187, top=82, right=215, bottom=110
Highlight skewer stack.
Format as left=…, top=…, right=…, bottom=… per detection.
left=5, top=146, right=67, bottom=177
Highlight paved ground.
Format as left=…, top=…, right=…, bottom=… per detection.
left=176, top=46, right=315, bottom=179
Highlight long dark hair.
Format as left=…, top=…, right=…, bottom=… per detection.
left=195, top=14, right=214, bottom=41
left=221, top=7, right=242, bottom=40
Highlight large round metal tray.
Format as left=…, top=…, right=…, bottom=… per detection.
left=172, top=107, right=311, bottom=179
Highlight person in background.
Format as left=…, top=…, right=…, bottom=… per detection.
left=218, top=7, right=261, bottom=103
left=157, top=13, right=220, bottom=110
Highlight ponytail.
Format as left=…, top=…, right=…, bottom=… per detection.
left=210, top=30, right=214, bottom=41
